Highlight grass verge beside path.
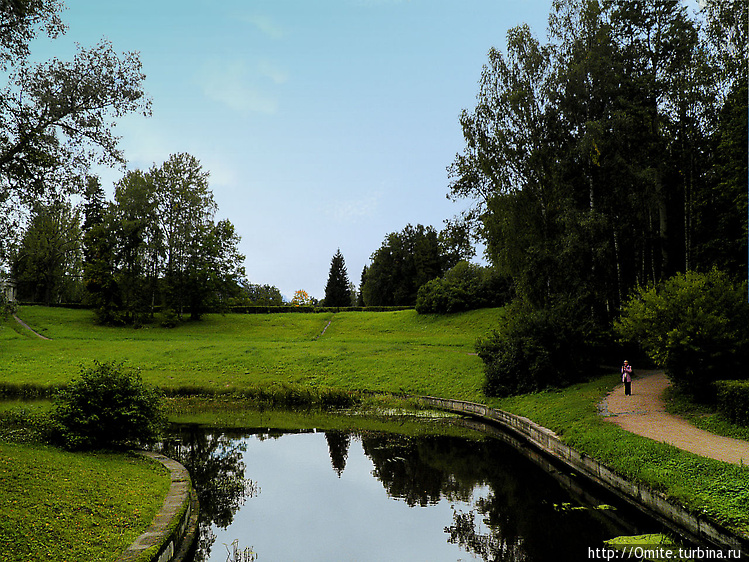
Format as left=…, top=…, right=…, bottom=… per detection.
left=0, top=442, right=170, bottom=562
left=490, top=377, right=749, bottom=538
left=664, top=387, right=749, bottom=442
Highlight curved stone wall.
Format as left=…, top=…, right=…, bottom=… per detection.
left=117, top=452, right=199, bottom=562
left=419, top=395, right=749, bottom=553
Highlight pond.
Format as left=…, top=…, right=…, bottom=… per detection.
left=158, top=418, right=673, bottom=562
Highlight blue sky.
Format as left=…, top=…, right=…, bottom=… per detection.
left=32, top=0, right=554, bottom=300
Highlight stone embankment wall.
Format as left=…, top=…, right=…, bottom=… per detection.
left=118, top=452, right=199, bottom=562
left=420, top=395, right=749, bottom=553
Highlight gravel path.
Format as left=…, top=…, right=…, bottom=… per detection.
left=12, top=314, right=51, bottom=340
left=601, top=370, right=749, bottom=465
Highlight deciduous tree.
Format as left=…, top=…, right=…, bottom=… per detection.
left=290, top=289, right=313, bottom=307
left=361, top=224, right=445, bottom=306
left=0, top=1, right=150, bottom=265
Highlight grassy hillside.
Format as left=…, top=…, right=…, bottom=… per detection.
left=2, top=306, right=503, bottom=400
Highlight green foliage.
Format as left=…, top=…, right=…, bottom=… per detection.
left=323, top=248, right=353, bottom=307
left=448, top=0, right=745, bottom=324
left=235, top=282, right=284, bottom=306
left=83, top=206, right=125, bottom=325
left=0, top=401, right=54, bottom=444
left=663, top=386, right=749, bottom=441
left=361, top=223, right=446, bottom=306
left=0, top=27, right=150, bottom=261
left=51, top=361, right=165, bottom=451
left=615, top=269, right=749, bottom=398
left=11, top=200, right=83, bottom=305
left=477, top=300, right=597, bottom=397
left=715, top=380, right=749, bottom=427
left=415, top=261, right=510, bottom=314
left=83, top=154, right=246, bottom=325
left=693, top=73, right=748, bottom=278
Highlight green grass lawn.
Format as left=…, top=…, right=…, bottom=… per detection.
left=2, top=306, right=502, bottom=399
left=0, top=443, right=169, bottom=562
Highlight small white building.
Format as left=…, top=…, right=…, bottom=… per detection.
left=0, top=271, right=16, bottom=303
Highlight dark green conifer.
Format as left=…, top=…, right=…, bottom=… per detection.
left=324, top=249, right=352, bottom=307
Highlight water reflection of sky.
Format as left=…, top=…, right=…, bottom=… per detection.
left=207, top=431, right=485, bottom=562
left=185, top=427, right=666, bottom=562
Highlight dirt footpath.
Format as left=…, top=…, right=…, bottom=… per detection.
left=600, top=370, right=749, bottom=466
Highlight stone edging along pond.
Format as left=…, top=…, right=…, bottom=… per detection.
left=418, top=395, right=749, bottom=553
left=117, top=452, right=199, bottom=562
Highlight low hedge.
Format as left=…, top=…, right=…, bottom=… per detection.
left=715, top=380, right=749, bottom=426
left=228, top=305, right=413, bottom=314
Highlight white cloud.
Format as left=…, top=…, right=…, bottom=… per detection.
left=349, top=0, right=410, bottom=6
left=326, top=193, right=382, bottom=223
left=258, top=59, right=289, bottom=85
left=200, top=59, right=280, bottom=115
left=242, top=14, right=286, bottom=39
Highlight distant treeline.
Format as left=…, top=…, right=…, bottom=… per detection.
left=15, top=302, right=414, bottom=314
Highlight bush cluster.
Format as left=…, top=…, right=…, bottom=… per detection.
left=51, top=361, right=165, bottom=450
left=715, top=380, right=749, bottom=426
left=477, top=300, right=598, bottom=397
left=615, top=269, right=749, bottom=398
left=415, top=262, right=511, bottom=314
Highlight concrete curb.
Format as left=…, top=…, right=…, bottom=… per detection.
left=117, top=452, right=199, bottom=562
left=420, top=395, right=749, bottom=553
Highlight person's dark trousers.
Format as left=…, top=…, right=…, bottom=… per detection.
left=624, top=381, right=631, bottom=395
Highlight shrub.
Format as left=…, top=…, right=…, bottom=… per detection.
left=477, top=300, right=597, bottom=397
left=416, top=262, right=510, bottom=314
left=51, top=361, right=165, bottom=450
left=715, top=380, right=749, bottom=426
left=615, top=269, right=749, bottom=399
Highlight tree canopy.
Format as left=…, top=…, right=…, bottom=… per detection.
left=450, top=0, right=747, bottom=396
left=0, top=0, right=150, bottom=267
left=449, top=0, right=747, bottom=320
left=84, top=154, right=245, bottom=324
left=361, top=223, right=471, bottom=307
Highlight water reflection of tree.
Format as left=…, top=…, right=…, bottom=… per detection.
left=446, top=506, right=528, bottom=562
left=325, top=430, right=351, bottom=477
left=361, top=433, right=623, bottom=562
left=360, top=433, right=478, bottom=506
left=158, top=425, right=257, bottom=562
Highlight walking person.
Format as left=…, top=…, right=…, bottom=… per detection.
left=621, top=360, right=632, bottom=396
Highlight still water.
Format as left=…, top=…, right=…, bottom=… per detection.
left=159, top=423, right=666, bottom=562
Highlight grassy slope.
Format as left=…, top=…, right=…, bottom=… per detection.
left=3, top=306, right=501, bottom=399
left=0, top=443, right=169, bottom=562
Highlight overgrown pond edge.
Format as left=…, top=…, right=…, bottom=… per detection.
left=418, top=395, right=749, bottom=554
left=117, top=451, right=199, bottom=562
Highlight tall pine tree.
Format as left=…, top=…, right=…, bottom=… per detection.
left=324, top=249, right=352, bottom=307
